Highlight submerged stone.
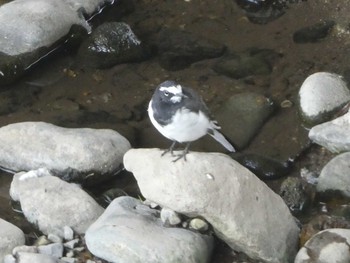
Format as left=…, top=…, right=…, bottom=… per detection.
left=77, top=22, right=152, bottom=69
left=215, top=92, right=275, bottom=150
left=157, top=29, right=226, bottom=71
left=293, top=20, right=336, bottom=43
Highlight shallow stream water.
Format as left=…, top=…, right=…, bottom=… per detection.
left=1, top=0, right=350, bottom=262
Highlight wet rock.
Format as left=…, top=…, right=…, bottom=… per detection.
left=309, top=110, right=350, bottom=153
left=124, top=148, right=300, bottom=263
left=213, top=49, right=281, bottom=79
left=316, top=152, right=350, bottom=197
left=245, top=106, right=310, bottom=162
left=157, top=29, right=225, bottom=71
left=295, top=228, right=350, bottom=263
left=215, top=92, right=275, bottom=150
left=299, top=72, right=350, bottom=125
left=299, top=215, right=350, bottom=247
left=279, top=177, right=314, bottom=213
left=0, top=121, right=131, bottom=184
left=234, top=153, right=292, bottom=180
left=235, top=0, right=304, bottom=24
left=0, top=219, right=25, bottom=262
left=86, top=196, right=213, bottom=263
left=293, top=20, right=336, bottom=43
left=77, top=22, right=151, bottom=69
left=0, top=0, right=112, bottom=85
left=10, top=169, right=104, bottom=235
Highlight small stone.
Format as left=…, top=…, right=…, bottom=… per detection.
left=309, top=111, right=350, bottom=153
left=38, top=243, right=64, bottom=259
left=299, top=72, right=350, bottom=125
left=64, top=239, right=80, bottom=250
left=295, top=228, right=350, bottom=263
left=48, top=233, right=62, bottom=244
left=293, top=20, right=335, bottom=43
left=317, top=152, right=350, bottom=197
left=12, top=245, right=38, bottom=255
left=73, top=247, right=85, bottom=253
left=160, top=208, right=182, bottom=226
left=279, top=177, right=313, bottom=213
left=65, top=250, right=75, bottom=258
left=60, top=257, right=78, bottom=263
left=189, top=218, right=209, bottom=232
left=34, top=236, right=51, bottom=246
left=3, top=254, right=16, bottom=263
left=63, top=226, right=74, bottom=241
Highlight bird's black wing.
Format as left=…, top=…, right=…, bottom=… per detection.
left=182, top=85, right=215, bottom=120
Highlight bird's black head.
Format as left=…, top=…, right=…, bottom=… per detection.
left=154, top=80, right=186, bottom=104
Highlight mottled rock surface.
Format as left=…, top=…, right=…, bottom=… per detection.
left=124, top=148, right=299, bottom=263
left=10, top=169, right=104, bottom=235
left=86, top=196, right=213, bottom=263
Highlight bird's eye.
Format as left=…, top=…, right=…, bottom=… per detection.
left=164, top=91, right=169, bottom=96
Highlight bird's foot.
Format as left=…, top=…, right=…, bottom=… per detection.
left=161, top=141, right=177, bottom=157
left=172, top=143, right=190, bottom=162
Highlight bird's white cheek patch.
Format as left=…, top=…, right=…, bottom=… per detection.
left=170, top=95, right=182, bottom=103
left=160, top=85, right=182, bottom=95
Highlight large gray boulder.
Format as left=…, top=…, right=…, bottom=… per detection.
left=0, top=219, right=25, bottom=263
left=124, top=148, right=300, bottom=263
left=10, top=169, right=104, bottom=236
left=86, top=196, right=213, bottom=263
left=0, top=122, right=131, bottom=183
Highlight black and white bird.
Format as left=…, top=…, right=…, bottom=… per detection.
left=148, top=80, right=235, bottom=161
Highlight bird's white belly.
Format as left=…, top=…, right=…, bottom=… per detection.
left=149, top=104, right=209, bottom=143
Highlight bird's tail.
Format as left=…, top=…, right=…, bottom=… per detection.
left=208, top=129, right=236, bottom=152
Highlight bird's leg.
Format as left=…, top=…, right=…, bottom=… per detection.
left=162, top=141, right=177, bottom=157
left=172, top=142, right=191, bottom=162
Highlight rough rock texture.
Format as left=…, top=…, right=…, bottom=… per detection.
left=309, top=109, right=350, bottom=153
left=124, top=148, right=300, bottom=263
left=295, top=228, right=350, bottom=263
left=0, top=122, right=131, bottom=183
left=77, top=22, right=151, bottom=69
left=317, top=152, right=350, bottom=197
left=0, top=219, right=25, bottom=263
left=86, top=196, right=213, bottom=263
left=10, top=169, right=104, bottom=236
left=298, top=72, right=350, bottom=124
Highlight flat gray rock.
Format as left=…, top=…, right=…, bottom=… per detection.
left=10, top=169, right=104, bottom=235
left=317, top=152, right=350, bottom=197
left=124, top=149, right=299, bottom=263
left=299, top=72, right=350, bottom=124
left=309, top=110, right=350, bottom=153
left=295, top=228, right=350, bottom=263
left=86, top=196, right=213, bottom=263
left=0, top=219, right=25, bottom=263
left=0, top=122, right=131, bottom=183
